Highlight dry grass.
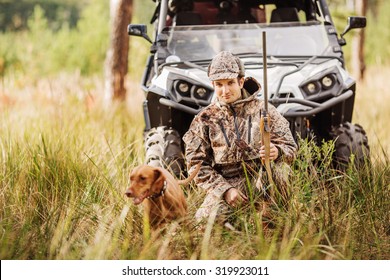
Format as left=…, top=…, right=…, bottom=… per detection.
left=0, top=72, right=144, bottom=115
left=354, top=66, right=390, bottom=160
left=0, top=68, right=389, bottom=260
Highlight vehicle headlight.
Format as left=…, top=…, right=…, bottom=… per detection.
left=172, top=79, right=212, bottom=103
left=304, top=81, right=321, bottom=95
left=321, top=74, right=337, bottom=90
left=193, top=86, right=208, bottom=99
left=174, top=80, right=191, bottom=96
left=300, top=70, right=341, bottom=98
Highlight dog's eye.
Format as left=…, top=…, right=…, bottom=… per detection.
left=140, top=176, right=146, bottom=181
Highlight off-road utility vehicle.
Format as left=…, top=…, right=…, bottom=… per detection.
left=128, top=0, right=369, bottom=175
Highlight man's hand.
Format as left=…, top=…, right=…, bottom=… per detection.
left=260, top=142, right=279, bottom=161
left=224, top=188, right=248, bottom=207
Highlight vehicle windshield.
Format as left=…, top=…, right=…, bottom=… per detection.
left=163, top=22, right=331, bottom=61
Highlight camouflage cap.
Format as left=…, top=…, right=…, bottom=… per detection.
left=207, top=51, right=245, bottom=81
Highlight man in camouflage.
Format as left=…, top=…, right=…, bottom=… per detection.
left=183, top=51, right=297, bottom=223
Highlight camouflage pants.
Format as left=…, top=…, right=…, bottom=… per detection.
left=195, top=161, right=292, bottom=223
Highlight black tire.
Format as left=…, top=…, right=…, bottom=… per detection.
left=144, top=126, right=185, bottom=177
left=331, top=122, right=370, bottom=169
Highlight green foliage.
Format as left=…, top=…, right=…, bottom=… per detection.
left=0, top=0, right=157, bottom=78
left=0, top=0, right=109, bottom=77
left=128, top=0, right=155, bottom=79
left=64, top=0, right=109, bottom=75
left=0, top=0, right=83, bottom=32
left=366, top=0, right=390, bottom=65
left=327, top=0, right=390, bottom=66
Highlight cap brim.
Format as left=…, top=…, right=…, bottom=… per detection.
left=209, top=72, right=239, bottom=81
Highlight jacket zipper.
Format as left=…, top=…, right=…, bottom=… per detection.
left=218, top=120, right=231, bottom=147
left=248, top=115, right=252, bottom=143
left=219, top=106, right=252, bottom=148
left=230, top=106, right=241, bottom=141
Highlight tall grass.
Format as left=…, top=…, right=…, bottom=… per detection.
left=354, top=66, right=390, bottom=161
left=0, top=70, right=389, bottom=260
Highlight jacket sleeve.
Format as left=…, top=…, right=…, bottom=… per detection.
left=268, top=104, right=298, bottom=164
left=183, top=114, right=234, bottom=198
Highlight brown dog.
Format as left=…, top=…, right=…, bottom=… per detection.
left=125, top=163, right=201, bottom=229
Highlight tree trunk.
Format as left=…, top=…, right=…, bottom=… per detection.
left=351, top=0, right=367, bottom=81
left=104, top=0, right=133, bottom=104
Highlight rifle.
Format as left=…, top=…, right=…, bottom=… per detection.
left=259, top=31, right=275, bottom=193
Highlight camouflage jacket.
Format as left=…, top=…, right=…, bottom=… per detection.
left=183, top=77, right=297, bottom=198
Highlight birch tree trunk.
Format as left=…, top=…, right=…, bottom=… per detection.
left=104, top=0, right=133, bottom=104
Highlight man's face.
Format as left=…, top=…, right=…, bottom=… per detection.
left=212, top=77, right=244, bottom=104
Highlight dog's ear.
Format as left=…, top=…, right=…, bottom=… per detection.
left=151, top=168, right=165, bottom=193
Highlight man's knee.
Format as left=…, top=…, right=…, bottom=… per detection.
left=195, top=195, right=230, bottom=223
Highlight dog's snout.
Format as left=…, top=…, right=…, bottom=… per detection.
left=125, top=189, right=133, bottom=198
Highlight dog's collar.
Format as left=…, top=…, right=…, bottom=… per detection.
left=147, top=180, right=167, bottom=200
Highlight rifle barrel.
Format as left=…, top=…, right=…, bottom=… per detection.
left=262, top=31, right=268, bottom=113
